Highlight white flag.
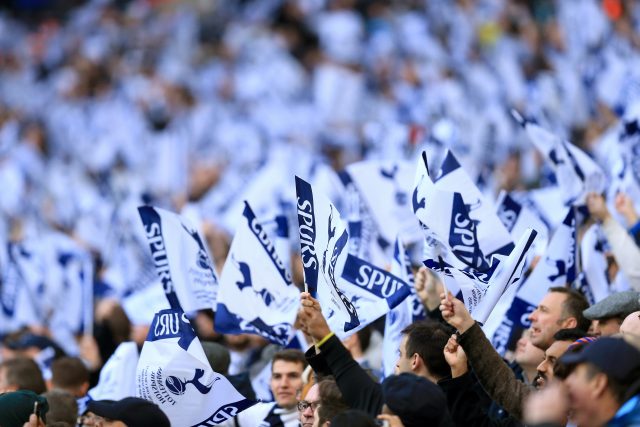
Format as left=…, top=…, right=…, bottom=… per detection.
left=215, top=202, right=300, bottom=346
left=136, top=308, right=255, bottom=426
left=435, top=150, right=514, bottom=257
left=296, top=176, right=360, bottom=333
left=138, top=206, right=219, bottom=311
left=496, top=191, right=550, bottom=257
left=513, top=110, right=606, bottom=205
left=382, top=238, right=426, bottom=378
left=89, top=341, right=139, bottom=400
left=425, top=229, right=537, bottom=325
left=413, top=166, right=490, bottom=271
left=576, top=224, right=612, bottom=304
left=339, top=160, right=421, bottom=252
left=338, top=251, right=412, bottom=339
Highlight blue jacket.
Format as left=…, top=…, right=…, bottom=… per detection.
left=608, top=395, right=640, bottom=427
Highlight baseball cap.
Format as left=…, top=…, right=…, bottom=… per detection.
left=559, top=337, right=640, bottom=381
left=86, top=397, right=170, bottom=427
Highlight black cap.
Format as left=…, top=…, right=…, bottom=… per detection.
left=559, top=337, right=640, bottom=381
left=87, top=397, right=170, bottom=427
left=381, top=373, right=449, bottom=427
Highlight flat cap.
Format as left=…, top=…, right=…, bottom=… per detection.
left=583, top=291, right=640, bottom=320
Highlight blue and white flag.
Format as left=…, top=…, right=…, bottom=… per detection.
left=435, top=150, right=514, bottom=257
left=612, top=119, right=640, bottom=210
left=339, top=160, right=421, bottom=253
left=136, top=308, right=255, bottom=426
left=496, top=192, right=550, bottom=257
left=575, top=224, right=611, bottom=304
left=339, top=252, right=413, bottom=338
left=382, top=238, right=426, bottom=378
left=413, top=165, right=490, bottom=271
left=296, top=176, right=360, bottom=333
left=497, top=208, right=578, bottom=345
left=138, top=206, right=219, bottom=312
left=296, top=177, right=412, bottom=338
left=1, top=241, right=45, bottom=334
left=215, top=202, right=300, bottom=346
left=426, top=229, right=537, bottom=324
left=341, top=172, right=388, bottom=266
left=89, top=341, right=139, bottom=400
left=47, top=244, right=94, bottom=355
left=512, top=110, right=606, bottom=205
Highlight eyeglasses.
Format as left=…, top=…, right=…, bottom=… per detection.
left=297, top=400, right=321, bottom=412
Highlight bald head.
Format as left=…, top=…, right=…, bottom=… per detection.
left=620, top=311, right=640, bottom=337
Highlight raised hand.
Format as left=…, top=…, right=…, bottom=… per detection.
left=297, top=292, right=332, bottom=342
left=439, top=292, right=475, bottom=333
left=414, top=267, right=443, bottom=311
left=443, top=334, right=468, bottom=378
left=615, top=192, right=639, bottom=226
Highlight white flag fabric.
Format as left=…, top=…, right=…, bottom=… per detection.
left=136, top=308, right=255, bottom=426
left=496, top=191, right=550, bottom=257
left=341, top=170, right=388, bottom=267
left=338, top=252, right=413, bottom=339
left=138, top=206, right=219, bottom=312
left=413, top=165, right=490, bottom=271
left=339, top=160, right=421, bottom=252
left=296, top=176, right=360, bottom=333
left=434, top=150, right=514, bottom=258
left=496, top=208, right=578, bottom=347
left=296, top=176, right=412, bottom=338
left=575, top=224, right=612, bottom=304
left=513, top=110, right=606, bottom=205
left=1, top=241, right=45, bottom=333
left=382, top=238, right=426, bottom=378
left=89, top=341, right=139, bottom=401
left=425, top=229, right=537, bottom=325
left=215, top=202, right=300, bottom=346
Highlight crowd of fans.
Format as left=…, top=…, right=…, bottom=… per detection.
left=1, top=0, right=640, bottom=426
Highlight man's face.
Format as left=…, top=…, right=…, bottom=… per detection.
left=300, top=383, right=319, bottom=427
left=564, top=364, right=602, bottom=427
left=528, top=292, right=568, bottom=350
left=620, top=311, right=640, bottom=336
left=535, top=340, right=571, bottom=389
left=591, top=317, right=622, bottom=337
left=271, top=360, right=304, bottom=409
left=514, top=329, right=545, bottom=367
left=395, top=335, right=412, bottom=374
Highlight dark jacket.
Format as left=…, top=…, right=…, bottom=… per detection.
left=439, top=372, right=523, bottom=427
left=306, top=334, right=384, bottom=416
left=457, top=322, right=534, bottom=421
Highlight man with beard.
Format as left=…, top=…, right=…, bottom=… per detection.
left=439, top=288, right=589, bottom=421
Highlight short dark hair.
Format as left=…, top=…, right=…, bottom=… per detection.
left=330, top=409, right=377, bottom=427
left=318, top=401, right=348, bottom=426
left=272, top=349, right=308, bottom=370
left=0, top=357, right=46, bottom=394
left=51, top=357, right=89, bottom=390
left=317, top=377, right=345, bottom=406
left=401, top=320, right=452, bottom=380
left=553, top=328, right=589, bottom=342
left=42, top=390, right=78, bottom=426
left=549, top=287, right=590, bottom=332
